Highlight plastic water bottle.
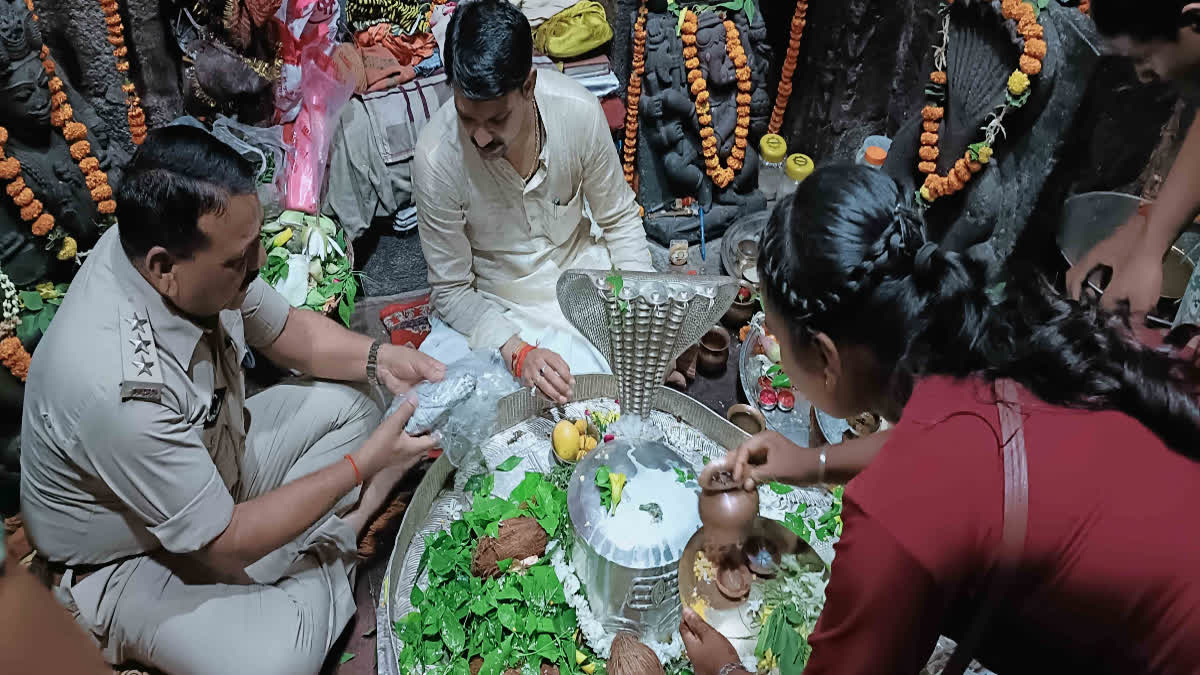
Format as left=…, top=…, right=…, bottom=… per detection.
left=758, top=134, right=788, bottom=203
left=856, top=135, right=892, bottom=169
left=779, top=153, right=814, bottom=200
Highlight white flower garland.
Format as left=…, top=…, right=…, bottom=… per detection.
left=0, top=268, right=19, bottom=336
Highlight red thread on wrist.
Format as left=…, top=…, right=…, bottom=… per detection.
left=345, top=454, right=362, bottom=485
left=513, top=344, right=535, bottom=378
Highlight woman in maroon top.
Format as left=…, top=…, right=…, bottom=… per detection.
left=682, top=165, right=1200, bottom=674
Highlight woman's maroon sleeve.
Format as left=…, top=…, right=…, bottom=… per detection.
left=803, top=497, right=946, bottom=675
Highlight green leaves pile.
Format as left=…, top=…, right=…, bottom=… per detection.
left=259, top=213, right=358, bottom=326
left=398, top=472, right=596, bottom=674
left=15, top=283, right=67, bottom=346
left=781, top=485, right=844, bottom=545
left=753, top=554, right=826, bottom=673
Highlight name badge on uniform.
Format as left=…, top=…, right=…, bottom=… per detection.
left=205, top=387, right=227, bottom=428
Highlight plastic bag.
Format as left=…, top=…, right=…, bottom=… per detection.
left=384, top=351, right=520, bottom=467
left=282, top=42, right=355, bottom=214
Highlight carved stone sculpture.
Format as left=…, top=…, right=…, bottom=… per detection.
left=34, top=0, right=182, bottom=142
left=0, top=0, right=130, bottom=507
left=883, top=1, right=1100, bottom=271
left=635, top=5, right=770, bottom=246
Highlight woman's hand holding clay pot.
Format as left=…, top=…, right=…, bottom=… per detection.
left=702, top=431, right=801, bottom=491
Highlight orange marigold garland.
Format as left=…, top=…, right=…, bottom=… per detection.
left=0, top=335, right=29, bottom=381
left=98, top=0, right=147, bottom=144
left=0, top=2, right=119, bottom=237
left=622, top=1, right=648, bottom=190
left=769, top=0, right=808, bottom=135
left=916, top=0, right=1047, bottom=206
left=682, top=10, right=752, bottom=189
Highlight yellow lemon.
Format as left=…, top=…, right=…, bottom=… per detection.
left=553, top=420, right=581, bottom=460
left=574, top=419, right=588, bottom=435
left=583, top=436, right=598, bottom=453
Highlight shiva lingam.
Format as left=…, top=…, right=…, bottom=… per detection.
left=697, top=468, right=759, bottom=601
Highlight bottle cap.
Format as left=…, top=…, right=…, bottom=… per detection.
left=758, top=134, right=787, bottom=164
left=864, top=145, right=888, bottom=167
left=785, top=153, right=814, bottom=182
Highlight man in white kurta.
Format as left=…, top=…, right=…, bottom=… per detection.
left=413, top=0, right=653, bottom=402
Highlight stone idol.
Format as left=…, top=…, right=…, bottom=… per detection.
left=632, top=1, right=772, bottom=246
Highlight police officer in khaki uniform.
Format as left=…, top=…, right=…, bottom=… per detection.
left=19, top=126, right=445, bottom=675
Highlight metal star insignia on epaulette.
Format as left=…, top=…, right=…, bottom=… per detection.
left=119, top=306, right=163, bottom=402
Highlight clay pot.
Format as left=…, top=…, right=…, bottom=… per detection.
left=726, top=404, right=766, bottom=435
left=697, top=469, right=759, bottom=558
left=722, top=281, right=757, bottom=328
left=697, top=326, right=731, bottom=376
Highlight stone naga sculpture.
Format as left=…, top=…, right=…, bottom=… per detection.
left=636, top=3, right=770, bottom=246
left=0, top=0, right=130, bottom=500
left=882, top=0, right=1099, bottom=271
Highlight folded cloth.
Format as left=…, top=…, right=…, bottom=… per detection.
left=413, top=49, right=442, bottom=78
left=533, top=0, right=613, bottom=58
left=519, top=0, right=579, bottom=28
left=361, top=71, right=451, bottom=159
left=355, top=25, right=438, bottom=89
left=572, top=70, right=620, bottom=98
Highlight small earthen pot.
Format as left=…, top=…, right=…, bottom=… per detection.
left=721, top=281, right=757, bottom=328
left=697, top=325, right=731, bottom=376
left=697, top=469, right=760, bottom=559
left=726, top=404, right=766, bottom=435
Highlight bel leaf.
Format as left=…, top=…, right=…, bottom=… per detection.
left=497, top=558, right=513, bottom=574
left=16, top=315, right=37, bottom=343
left=339, top=652, right=355, bottom=665
left=496, top=455, right=523, bottom=472
left=19, top=291, right=42, bottom=311
left=338, top=297, right=352, bottom=327
left=36, top=305, right=56, bottom=333
left=768, top=482, right=795, bottom=495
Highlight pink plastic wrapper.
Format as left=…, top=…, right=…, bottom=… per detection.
left=282, top=43, right=355, bottom=214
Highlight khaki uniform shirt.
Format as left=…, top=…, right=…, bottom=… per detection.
left=414, top=69, right=653, bottom=352
left=20, top=227, right=291, bottom=564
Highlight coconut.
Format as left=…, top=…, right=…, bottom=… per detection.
left=608, top=632, right=665, bottom=675
left=471, top=516, right=548, bottom=579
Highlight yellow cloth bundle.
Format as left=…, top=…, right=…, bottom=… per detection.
left=533, top=1, right=613, bottom=59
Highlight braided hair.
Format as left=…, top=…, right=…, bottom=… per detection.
left=759, top=164, right=1200, bottom=456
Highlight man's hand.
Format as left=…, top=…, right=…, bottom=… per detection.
left=501, top=336, right=575, bottom=403
left=1066, top=211, right=1164, bottom=314
left=523, top=347, right=575, bottom=403
left=376, top=344, right=446, bottom=395
left=360, top=394, right=442, bottom=476
left=680, top=607, right=748, bottom=675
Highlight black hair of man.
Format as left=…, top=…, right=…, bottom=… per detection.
left=444, top=0, right=534, bottom=100
left=116, top=125, right=257, bottom=262
left=1091, top=0, right=1191, bottom=42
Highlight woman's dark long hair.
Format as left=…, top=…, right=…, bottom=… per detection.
left=758, top=164, right=1200, bottom=455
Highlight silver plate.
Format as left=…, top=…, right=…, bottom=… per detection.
left=737, top=315, right=852, bottom=445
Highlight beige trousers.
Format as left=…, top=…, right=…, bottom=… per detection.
left=57, top=381, right=381, bottom=675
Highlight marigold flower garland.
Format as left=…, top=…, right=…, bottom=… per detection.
left=622, top=1, right=648, bottom=190
left=98, top=0, right=147, bottom=144
left=769, top=0, right=808, bottom=135
left=3, top=0, right=116, bottom=256
left=916, top=0, right=1047, bottom=206
left=682, top=10, right=752, bottom=189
